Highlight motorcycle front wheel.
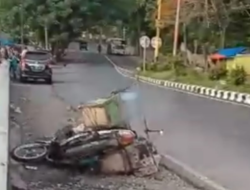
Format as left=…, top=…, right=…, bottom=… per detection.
left=11, top=143, right=48, bottom=163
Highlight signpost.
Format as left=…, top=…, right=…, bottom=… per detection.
left=151, top=37, right=162, bottom=62
left=139, top=36, right=150, bottom=71
left=151, top=37, right=162, bottom=49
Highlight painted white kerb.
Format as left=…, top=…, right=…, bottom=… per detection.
left=0, top=60, right=10, bottom=190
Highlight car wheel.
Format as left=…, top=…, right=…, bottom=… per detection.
left=46, top=77, right=52, bottom=84
left=19, top=76, right=26, bottom=83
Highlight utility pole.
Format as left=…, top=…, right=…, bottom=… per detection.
left=122, top=27, right=126, bottom=40
left=44, top=25, right=48, bottom=50
left=173, top=0, right=181, bottom=56
left=20, top=0, right=24, bottom=46
left=99, top=27, right=103, bottom=44
left=154, top=0, right=162, bottom=62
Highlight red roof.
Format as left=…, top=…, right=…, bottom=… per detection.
left=209, top=53, right=226, bottom=60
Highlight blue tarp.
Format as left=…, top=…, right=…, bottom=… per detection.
left=217, top=47, right=247, bottom=58
left=0, top=39, right=14, bottom=46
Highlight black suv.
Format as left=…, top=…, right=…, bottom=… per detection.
left=17, top=50, right=53, bottom=84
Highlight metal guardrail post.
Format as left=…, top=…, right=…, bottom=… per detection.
left=0, top=60, right=10, bottom=190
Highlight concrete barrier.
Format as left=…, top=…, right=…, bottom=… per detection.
left=0, top=60, right=10, bottom=190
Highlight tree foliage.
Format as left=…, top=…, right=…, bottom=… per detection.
left=0, top=0, right=138, bottom=57
left=1, top=0, right=250, bottom=57
left=124, top=0, right=250, bottom=55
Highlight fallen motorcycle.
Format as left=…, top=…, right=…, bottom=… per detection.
left=11, top=128, right=136, bottom=165
left=11, top=85, right=163, bottom=171
left=11, top=86, right=134, bottom=164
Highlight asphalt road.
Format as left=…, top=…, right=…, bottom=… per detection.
left=107, top=54, right=250, bottom=190
left=54, top=49, right=250, bottom=190
left=9, top=50, right=198, bottom=190
left=9, top=43, right=250, bottom=189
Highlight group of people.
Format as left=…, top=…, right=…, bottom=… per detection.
left=0, top=45, right=28, bottom=79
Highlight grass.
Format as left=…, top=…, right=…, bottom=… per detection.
left=139, top=70, right=250, bottom=94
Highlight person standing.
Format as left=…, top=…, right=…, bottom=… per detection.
left=97, top=43, right=102, bottom=53
left=21, top=46, right=28, bottom=58
left=9, top=50, right=19, bottom=80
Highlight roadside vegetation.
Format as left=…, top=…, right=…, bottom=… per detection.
left=138, top=55, right=250, bottom=93
left=0, top=0, right=142, bottom=60
left=126, top=0, right=250, bottom=94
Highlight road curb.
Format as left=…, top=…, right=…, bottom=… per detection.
left=107, top=59, right=250, bottom=106
left=160, top=155, right=230, bottom=190
left=0, top=60, right=10, bottom=190
left=137, top=75, right=250, bottom=104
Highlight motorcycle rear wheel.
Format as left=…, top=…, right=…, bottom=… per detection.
left=11, top=143, right=48, bottom=163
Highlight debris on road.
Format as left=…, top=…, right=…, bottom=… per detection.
left=11, top=120, right=20, bottom=129
left=10, top=103, right=15, bottom=109
left=10, top=172, right=28, bottom=190
left=15, top=107, right=22, bottom=114
left=20, top=97, right=28, bottom=102
left=10, top=103, right=22, bottom=114
left=25, top=165, right=38, bottom=170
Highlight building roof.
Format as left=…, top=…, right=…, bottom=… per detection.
left=217, top=47, right=247, bottom=58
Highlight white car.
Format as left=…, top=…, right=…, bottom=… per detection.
left=106, top=38, right=126, bottom=55
left=112, top=47, right=125, bottom=55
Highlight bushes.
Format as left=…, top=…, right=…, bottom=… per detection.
left=227, top=66, right=247, bottom=86
left=139, top=56, right=248, bottom=90
left=139, top=54, right=182, bottom=72
left=206, top=63, right=247, bottom=86
left=171, top=56, right=187, bottom=76
left=208, top=66, right=227, bottom=80
left=139, top=62, right=171, bottom=72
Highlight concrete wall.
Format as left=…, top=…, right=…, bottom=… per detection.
left=0, top=60, right=10, bottom=190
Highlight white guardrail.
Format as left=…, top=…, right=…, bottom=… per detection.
left=0, top=60, right=10, bottom=190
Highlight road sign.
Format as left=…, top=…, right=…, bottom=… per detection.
left=139, top=36, right=150, bottom=71
left=139, top=36, right=150, bottom=48
left=151, top=37, right=162, bottom=49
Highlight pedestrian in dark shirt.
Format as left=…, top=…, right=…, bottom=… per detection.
left=9, top=50, right=19, bottom=79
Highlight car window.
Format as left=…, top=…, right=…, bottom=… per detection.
left=25, top=51, right=50, bottom=61
left=80, top=41, right=87, bottom=45
left=121, top=40, right=126, bottom=45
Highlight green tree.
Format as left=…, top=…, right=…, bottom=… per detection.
left=1, top=0, right=139, bottom=59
